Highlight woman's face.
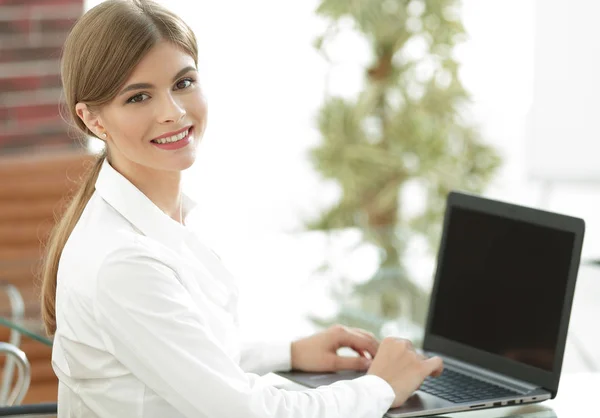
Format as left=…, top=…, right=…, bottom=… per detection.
left=78, top=41, right=207, bottom=176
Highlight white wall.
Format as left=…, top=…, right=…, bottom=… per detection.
left=84, top=0, right=540, bottom=243
left=529, top=0, right=600, bottom=183
left=173, top=0, right=539, bottom=244
left=525, top=0, right=600, bottom=259
left=81, top=1, right=600, bottom=342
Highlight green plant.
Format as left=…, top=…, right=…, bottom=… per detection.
left=305, top=0, right=501, bottom=337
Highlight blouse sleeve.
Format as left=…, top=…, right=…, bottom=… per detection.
left=94, top=244, right=395, bottom=418
left=239, top=339, right=292, bottom=375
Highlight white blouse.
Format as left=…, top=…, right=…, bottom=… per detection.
left=51, top=160, right=395, bottom=417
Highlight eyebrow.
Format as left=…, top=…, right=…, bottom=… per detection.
left=118, top=66, right=197, bottom=97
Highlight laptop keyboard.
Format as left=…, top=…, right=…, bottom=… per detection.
left=420, top=369, right=520, bottom=404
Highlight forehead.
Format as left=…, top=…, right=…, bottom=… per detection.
left=127, top=41, right=195, bottom=82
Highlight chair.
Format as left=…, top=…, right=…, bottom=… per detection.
left=0, top=282, right=25, bottom=406
left=0, top=343, right=56, bottom=416
left=0, top=343, right=29, bottom=407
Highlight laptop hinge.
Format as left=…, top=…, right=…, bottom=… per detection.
left=427, top=351, right=539, bottom=394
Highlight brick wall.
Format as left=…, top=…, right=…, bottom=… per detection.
left=0, top=1, right=88, bottom=403
left=0, top=0, right=84, bottom=152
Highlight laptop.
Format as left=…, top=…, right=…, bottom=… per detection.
left=277, top=191, right=585, bottom=417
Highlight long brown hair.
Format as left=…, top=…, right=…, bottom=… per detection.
left=41, top=0, right=198, bottom=336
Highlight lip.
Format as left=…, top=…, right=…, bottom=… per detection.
left=150, top=126, right=193, bottom=151
left=150, top=125, right=193, bottom=142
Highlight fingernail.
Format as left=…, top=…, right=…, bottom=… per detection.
left=363, top=358, right=372, bottom=367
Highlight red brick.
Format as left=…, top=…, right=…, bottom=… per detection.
left=0, top=18, right=31, bottom=35
left=0, top=75, right=61, bottom=92
left=0, top=126, right=75, bottom=150
left=4, top=114, right=65, bottom=132
left=0, top=5, right=82, bottom=25
left=39, top=17, right=78, bottom=32
left=0, top=5, right=25, bottom=20
left=0, top=135, right=78, bottom=151
left=29, top=4, right=83, bottom=19
left=0, top=0, right=81, bottom=5
left=0, top=46, right=63, bottom=63
left=0, top=18, right=77, bottom=35
left=0, top=0, right=83, bottom=151
left=0, top=121, right=68, bottom=138
left=0, top=104, right=60, bottom=122
left=0, top=32, right=67, bottom=49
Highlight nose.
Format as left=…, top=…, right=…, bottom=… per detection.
left=157, top=93, right=186, bottom=124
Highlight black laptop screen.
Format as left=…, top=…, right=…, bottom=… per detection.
left=429, top=206, right=576, bottom=372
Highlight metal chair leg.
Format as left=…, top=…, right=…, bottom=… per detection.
left=0, top=283, right=25, bottom=405
left=0, top=343, right=30, bottom=407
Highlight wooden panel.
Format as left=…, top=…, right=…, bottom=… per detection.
left=0, top=246, right=43, bottom=261
left=0, top=149, right=95, bottom=404
left=0, top=177, right=80, bottom=200
left=0, top=199, right=59, bottom=223
left=0, top=223, right=54, bottom=246
left=0, top=150, right=94, bottom=176
left=0, top=196, right=59, bottom=223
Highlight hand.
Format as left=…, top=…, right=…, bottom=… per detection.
left=290, top=324, right=379, bottom=372
left=367, top=337, right=444, bottom=408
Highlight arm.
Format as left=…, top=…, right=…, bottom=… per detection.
left=95, top=244, right=395, bottom=418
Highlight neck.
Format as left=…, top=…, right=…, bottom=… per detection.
left=110, top=160, right=185, bottom=224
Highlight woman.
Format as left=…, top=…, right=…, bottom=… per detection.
left=40, top=1, right=443, bottom=417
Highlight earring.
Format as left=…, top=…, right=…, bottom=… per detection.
left=101, top=132, right=107, bottom=139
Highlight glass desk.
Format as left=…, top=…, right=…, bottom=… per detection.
left=0, top=317, right=51, bottom=347
left=0, top=279, right=52, bottom=347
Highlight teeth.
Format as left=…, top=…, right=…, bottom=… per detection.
left=153, top=129, right=189, bottom=144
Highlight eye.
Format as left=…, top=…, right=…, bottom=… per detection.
left=175, top=77, right=195, bottom=90
left=127, top=93, right=150, bottom=104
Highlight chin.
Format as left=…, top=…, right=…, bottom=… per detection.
left=178, top=159, right=196, bottom=171
left=173, top=153, right=197, bottom=171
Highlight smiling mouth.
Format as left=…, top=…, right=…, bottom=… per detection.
left=150, top=127, right=192, bottom=144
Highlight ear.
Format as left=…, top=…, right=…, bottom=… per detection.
left=75, top=102, right=107, bottom=138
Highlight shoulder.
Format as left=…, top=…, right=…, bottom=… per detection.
left=99, top=238, right=177, bottom=278
left=93, top=240, right=192, bottom=329
left=59, top=193, right=178, bottom=294
left=96, top=238, right=183, bottom=295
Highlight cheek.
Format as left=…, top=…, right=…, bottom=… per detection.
left=112, top=108, right=153, bottom=144
left=187, top=91, right=208, bottom=121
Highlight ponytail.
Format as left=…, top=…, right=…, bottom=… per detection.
left=40, top=149, right=107, bottom=336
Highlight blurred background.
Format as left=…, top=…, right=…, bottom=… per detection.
left=1, top=0, right=599, bottom=405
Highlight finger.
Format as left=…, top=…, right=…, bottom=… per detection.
left=333, top=354, right=372, bottom=371
left=396, top=337, right=414, bottom=352
left=350, top=327, right=377, bottom=340
left=361, top=350, right=372, bottom=360
left=350, top=347, right=371, bottom=361
left=421, top=356, right=444, bottom=378
left=345, top=329, right=379, bottom=357
left=351, top=329, right=380, bottom=357
left=353, top=349, right=368, bottom=358
left=348, top=342, right=377, bottom=360
left=417, top=353, right=442, bottom=376
left=339, top=329, right=379, bottom=359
